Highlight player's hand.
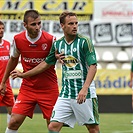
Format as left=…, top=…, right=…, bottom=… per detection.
left=10, top=70, right=23, bottom=79
left=77, top=88, right=87, bottom=104
left=55, top=49, right=65, bottom=65
left=0, top=83, right=6, bottom=96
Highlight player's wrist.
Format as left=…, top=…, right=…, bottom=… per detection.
left=20, top=72, right=27, bottom=78
left=1, top=80, right=6, bottom=85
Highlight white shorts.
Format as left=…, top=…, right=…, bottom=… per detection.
left=50, top=97, right=99, bottom=128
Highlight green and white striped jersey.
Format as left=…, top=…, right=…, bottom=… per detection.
left=45, top=34, right=97, bottom=99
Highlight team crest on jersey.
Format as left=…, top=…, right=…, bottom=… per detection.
left=63, top=55, right=79, bottom=68
left=73, top=48, right=77, bottom=52
left=42, top=43, right=47, bottom=50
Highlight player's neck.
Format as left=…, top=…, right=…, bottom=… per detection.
left=0, top=38, right=2, bottom=43
left=65, top=35, right=76, bottom=44
left=28, top=34, right=38, bottom=39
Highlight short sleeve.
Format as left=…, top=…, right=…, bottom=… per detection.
left=131, top=60, right=133, bottom=72
left=10, top=39, right=20, bottom=58
left=45, top=42, right=57, bottom=65
left=83, top=39, right=97, bottom=66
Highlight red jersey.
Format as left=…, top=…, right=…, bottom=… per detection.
left=13, top=31, right=58, bottom=89
left=0, top=39, right=10, bottom=88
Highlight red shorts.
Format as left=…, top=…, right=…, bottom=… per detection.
left=12, top=85, right=59, bottom=119
left=0, top=86, right=15, bottom=107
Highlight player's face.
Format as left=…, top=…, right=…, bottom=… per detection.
left=0, top=24, right=4, bottom=39
left=61, top=15, right=78, bottom=37
left=24, top=16, right=41, bottom=38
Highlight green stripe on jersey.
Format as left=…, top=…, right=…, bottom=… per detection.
left=131, top=60, right=133, bottom=72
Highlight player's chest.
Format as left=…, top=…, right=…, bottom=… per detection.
left=0, top=46, right=9, bottom=56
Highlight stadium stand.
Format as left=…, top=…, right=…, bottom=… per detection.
left=121, top=63, right=131, bottom=69
left=116, top=50, right=129, bottom=62
left=95, top=46, right=132, bottom=69
left=106, top=63, right=117, bottom=69
left=102, top=50, right=114, bottom=62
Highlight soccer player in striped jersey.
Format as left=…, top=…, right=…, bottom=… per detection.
left=0, top=10, right=59, bottom=133
left=11, top=11, right=100, bottom=133
left=0, top=21, right=15, bottom=125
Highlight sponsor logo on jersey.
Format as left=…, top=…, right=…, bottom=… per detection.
left=64, top=70, right=82, bottom=79
left=63, top=55, right=79, bottom=68
left=23, top=57, right=45, bottom=64
left=0, top=56, right=9, bottom=60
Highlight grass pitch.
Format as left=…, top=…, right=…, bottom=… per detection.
left=0, top=113, right=133, bottom=133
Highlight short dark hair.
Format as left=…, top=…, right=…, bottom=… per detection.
left=59, top=11, right=77, bottom=24
left=23, top=9, right=40, bottom=23
left=0, top=21, right=4, bottom=26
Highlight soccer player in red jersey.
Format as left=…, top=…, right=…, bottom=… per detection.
left=0, top=21, right=15, bottom=125
left=0, top=10, right=59, bottom=133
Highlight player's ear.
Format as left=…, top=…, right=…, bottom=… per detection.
left=23, top=22, right=27, bottom=28
left=60, top=23, right=64, bottom=29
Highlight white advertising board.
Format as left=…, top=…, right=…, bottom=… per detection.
left=94, top=0, right=133, bottom=22
left=2, top=20, right=132, bottom=46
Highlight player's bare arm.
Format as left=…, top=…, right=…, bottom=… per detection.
left=129, top=72, right=133, bottom=88
left=10, top=61, right=51, bottom=79
left=77, top=64, right=97, bottom=104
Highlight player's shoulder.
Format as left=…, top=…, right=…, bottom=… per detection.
left=77, top=33, right=91, bottom=41
left=14, top=31, right=25, bottom=39
left=77, top=33, right=93, bottom=45
left=2, top=39, right=10, bottom=48
left=3, top=39, right=10, bottom=45
left=3, top=39, right=10, bottom=47
left=42, top=30, right=54, bottom=39
left=54, top=36, right=64, bottom=43
left=42, top=30, right=52, bottom=36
